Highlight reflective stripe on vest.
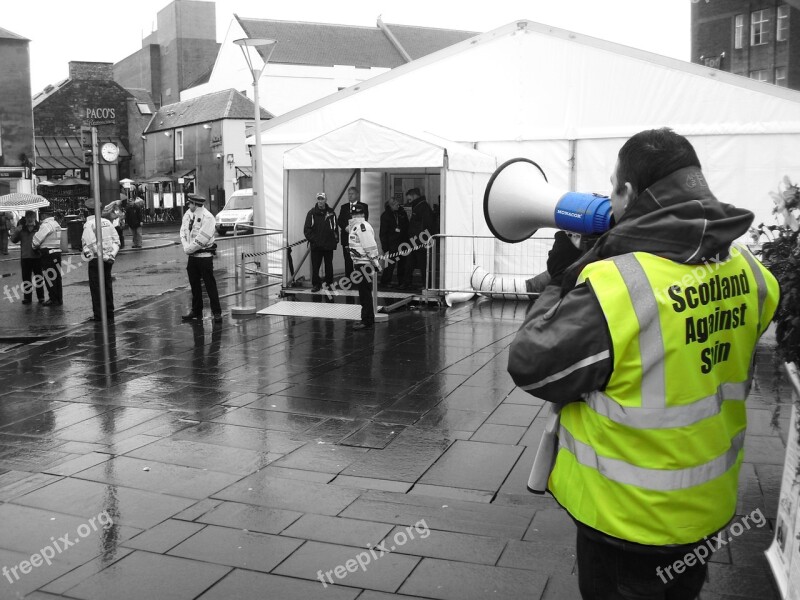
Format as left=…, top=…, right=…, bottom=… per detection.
left=548, top=246, right=780, bottom=545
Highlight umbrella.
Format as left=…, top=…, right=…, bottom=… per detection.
left=37, top=180, right=55, bottom=186
left=119, top=178, right=136, bottom=185
left=0, top=193, right=50, bottom=211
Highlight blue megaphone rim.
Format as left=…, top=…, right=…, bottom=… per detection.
left=483, top=157, right=548, bottom=244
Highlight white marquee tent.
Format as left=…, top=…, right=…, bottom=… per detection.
left=252, top=19, right=800, bottom=291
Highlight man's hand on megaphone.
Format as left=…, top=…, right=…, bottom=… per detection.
left=547, top=231, right=584, bottom=285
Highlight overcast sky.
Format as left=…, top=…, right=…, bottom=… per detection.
left=7, top=0, right=690, bottom=94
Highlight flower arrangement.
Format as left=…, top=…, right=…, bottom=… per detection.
left=752, top=177, right=800, bottom=366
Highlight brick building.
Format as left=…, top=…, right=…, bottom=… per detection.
left=692, top=0, right=800, bottom=90
left=0, top=27, right=34, bottom=195
left=33, top=61, right=155, bottom=205
left=113, top=0, right=220, bottom=108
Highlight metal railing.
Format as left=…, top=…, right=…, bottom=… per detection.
left=425, top=234, right=555, bottom=297
left=213, top=227, right=284, bottom=300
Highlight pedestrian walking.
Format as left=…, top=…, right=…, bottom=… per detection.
left=126, top=194, right=144, bottom=248
left=180, top=194, right=222, bottom=323
left=32, top=205, right=63, bottom=306
left=82, top=200, right=120, bottom=322
left=337, top=187, right=369, bottom=277
left=9, top=210, right=44, bottom=305
left=507, top=128, right=781, bottom=600
left=303, top=192, right=338, bottom=292
left=0, top=211, right=12, bottom=255
left=348, top=204, right=381, bottom=330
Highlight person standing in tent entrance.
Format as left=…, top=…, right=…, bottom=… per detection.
left=401, top=188, right=433, bottom=290
left=507, top=128, right=780, bottom=600
left=337, top=186, right=369, bottom=277
left=180, top=194, right=222, bottom=323
left=348, top=204, right=381, bottom=330
left=303, top=192, right=338, bottom=292
left=379, top=197, right=409, bottom=288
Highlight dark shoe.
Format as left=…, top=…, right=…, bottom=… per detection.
left=43, top=299, right=62, bottom=306
left=182, top=312, right=201, bottom=321
left=353, top=322, right=373, bottom=330
left=38, top=298, right=45, bottom=304
left=213, top=313, right=223, bottom=323
left=310, top=286, right=321, bottom=292
left=21, top=299, right=32, bottom=305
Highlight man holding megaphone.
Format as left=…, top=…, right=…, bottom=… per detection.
left=506, top=128, right=779, bottom=600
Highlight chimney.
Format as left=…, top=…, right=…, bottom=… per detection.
left=68, top=61, right=114, bottom=81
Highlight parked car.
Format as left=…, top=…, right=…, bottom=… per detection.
left=215, top=189, right=253, bottom=235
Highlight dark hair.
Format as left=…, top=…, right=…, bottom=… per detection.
left=406, top=188, right=420, bottom=198
left=615, top=128, right=701, bottom=195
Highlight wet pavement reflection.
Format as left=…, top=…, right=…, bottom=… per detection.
left=0, top=292, right=789, bottom=599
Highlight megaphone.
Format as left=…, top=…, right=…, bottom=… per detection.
left=484, top=158, right=612, bottom=243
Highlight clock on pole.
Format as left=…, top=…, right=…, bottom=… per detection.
left=101, top=142, right=119, bottom=163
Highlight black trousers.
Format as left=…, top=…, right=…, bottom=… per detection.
left=380, top=248, right=406, bottom=285
left=576, top=529, right=708, bottom=600
left=187, top=256, right=221, bottom=316
left=356, top=264, right=374, bottom=326
left=88, top=259, right=114, bottom=319
left=20, top=257, right=44, bottom=302
left=116, top=226, right=124, bottom=249
left=40, top=249, right=62, bottom=303
left=403, top=246, right=427, bottom=287
left=342, top=245, right=354, bottom=277
left=310, top=248, right=334, bottom=287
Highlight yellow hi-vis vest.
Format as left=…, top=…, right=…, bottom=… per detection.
left=549, top=245, right=779, bottom=546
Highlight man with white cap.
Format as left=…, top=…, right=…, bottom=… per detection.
left=348, top=204, right=381, bottom=330
left=32, top=205, right=63, bottom=306
left=82, top=199, right=120, bottom=322
left=180, top=194, right=222, bottom=323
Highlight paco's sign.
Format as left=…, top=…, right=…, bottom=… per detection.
left=85, top=108, right=116, bottom=120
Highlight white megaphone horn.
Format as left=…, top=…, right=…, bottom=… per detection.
left=484, top=158, right=612, bottom=243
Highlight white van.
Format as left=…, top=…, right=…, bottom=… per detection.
left=215, top=188, right=253, bottom=235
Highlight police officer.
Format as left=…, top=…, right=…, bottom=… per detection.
left=82, top=199, right=120, bottom=322
left=348, top=204, right=381, bottom=330
left=180, top=194, right=222, bottom=323
left=337, top=187, right=369, bottom=277
left=32, top=205, right=63, bottom=306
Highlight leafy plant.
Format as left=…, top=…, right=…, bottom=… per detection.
left=752, top=176, right=800, bottom=366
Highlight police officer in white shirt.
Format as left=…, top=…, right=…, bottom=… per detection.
left=180, top=194, right=222, bottom=323
left=32, top=205, right=63, bottom=306
left=348, top=204, right=382, bottom=330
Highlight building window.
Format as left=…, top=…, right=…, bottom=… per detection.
left=175, top=129, right=184, bottom=160
left=776, top=66, right=788, bottom=86
left=750, top=69, right=769, bottom=82
left=734, top=14, right=744, bottom=49
left=136, top=103, right=152, bottom=115
left=751, top=10, right=769, bottom=46
left=778, top=5, right=790, bottom=41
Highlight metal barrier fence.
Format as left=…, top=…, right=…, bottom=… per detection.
left=426, top=234, right=555, bottom=297
left=213, top=229, right=284, bottom=294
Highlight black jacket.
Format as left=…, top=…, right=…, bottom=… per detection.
left=304, top=204, right=338, bottom=251
left=337, top=201, right=369, bottom=246
left=408, top=196, right=433, bottom=238
left=379, top=205, right=409, bottom=252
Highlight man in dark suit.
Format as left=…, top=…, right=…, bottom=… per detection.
left=337, top=186, right=369, bottom=277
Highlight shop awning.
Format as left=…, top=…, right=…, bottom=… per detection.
left=143, top=168, right=196, bottom=184
left=34, top=136, right=130, bottom=171
left=235, top=166, right=252, bottom=178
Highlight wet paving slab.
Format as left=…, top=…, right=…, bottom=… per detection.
left=0, top=290, right=789, bottom=599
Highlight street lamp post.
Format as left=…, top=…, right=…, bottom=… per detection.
left=234, top=37, right=276, bottom=232
left=231, top=38, right=276, bottom=316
